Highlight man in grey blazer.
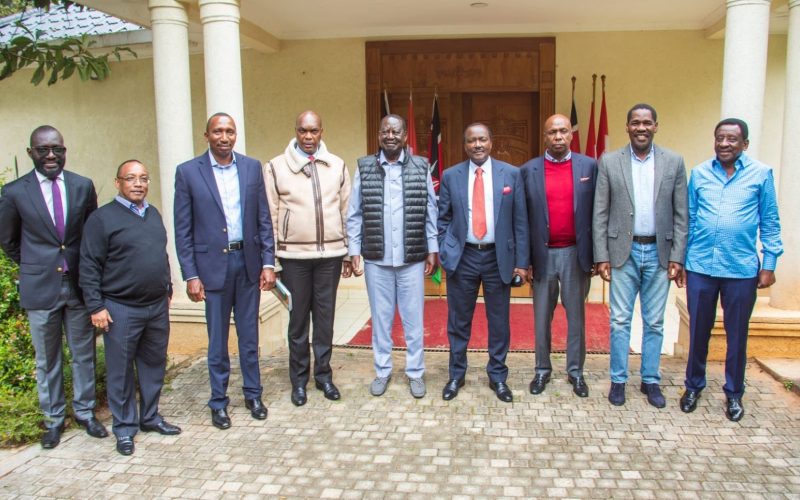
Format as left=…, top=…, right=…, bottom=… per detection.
left=592, top=104, right=688, bottom=408
left=0, top=126, right=108, bottom=448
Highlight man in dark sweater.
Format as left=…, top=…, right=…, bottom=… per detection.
left=80, top=159, right=180, bottom=456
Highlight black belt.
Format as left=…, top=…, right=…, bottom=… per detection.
left=465, top=242, right=495, bottom=250
left=227, top=240, right=244, bottom=251
left=632, top=235, right=657, bottom=244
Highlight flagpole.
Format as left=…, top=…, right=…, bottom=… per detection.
left=571, top=76, right=576, bottom=102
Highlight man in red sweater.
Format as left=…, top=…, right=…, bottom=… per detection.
left=520, top=114, right=598, bottom=398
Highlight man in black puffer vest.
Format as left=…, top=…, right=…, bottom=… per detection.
left=346, top=114, right=439, bottom=399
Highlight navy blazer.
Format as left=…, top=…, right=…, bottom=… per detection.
left=174, top=151, right=275, bottom=292
left=437, top=158, right=529, bottom=284
left=0, top=170, right=97, bottom=309
left=520, top=153, right=597, bottom=280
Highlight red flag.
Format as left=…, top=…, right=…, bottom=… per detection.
left=407, top=88, right=417, bottom=155
left=585, top=75, right=597, bottom=159
left=429, top=93, right=443, bottom=193
left=569, top=77, right=581, bottom=153
left=597, top=75, right=609, bottom=158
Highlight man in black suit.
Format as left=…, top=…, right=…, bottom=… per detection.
left=520, top=114, right=598, bottom=398
left=80, top=160, right=181, bottom=455
left=174, top=113, right=276, bottom=429
left=0, top=125, right=108, bottom=448
left=437, top=123, right=529, bottom=403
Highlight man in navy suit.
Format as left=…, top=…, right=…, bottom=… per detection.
left=520, top=114, right=598, bottom=398
left=174, top=113, right=276, bottom=429
left=0, top=125, right=108, bottom=448
left=438, top=123, right=529, bottom=403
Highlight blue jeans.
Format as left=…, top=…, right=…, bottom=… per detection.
left=609, top=242, right=671, bottom=384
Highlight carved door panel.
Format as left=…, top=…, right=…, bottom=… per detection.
left=460, top=92, right=539, bottom=166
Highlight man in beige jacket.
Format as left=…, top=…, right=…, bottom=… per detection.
left=265, top=111, right=353, bottom=406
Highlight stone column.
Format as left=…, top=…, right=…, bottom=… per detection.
left=720, top=0, right=771, bottom=158
left=770, top=0, right=800, bottom=310
left=199, top=0, right=247, bottom=152
left=148, top=0, right=194, bottom=302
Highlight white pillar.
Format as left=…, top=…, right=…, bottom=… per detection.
left=149, top=0, right=194, bottom=302
left=720, top=0, right=771, bottom=159
left=199, top=0, right=247, bottom=152
left=770, top=0, right=800, bottom=310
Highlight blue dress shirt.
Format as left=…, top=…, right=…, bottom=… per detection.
left=115, top=195, right=149, bottom=217
left=630, top=145, right=656, bottom=237
left=685, top=153, right=783, bottom=278
left=208, top=151, right=243, bottom=243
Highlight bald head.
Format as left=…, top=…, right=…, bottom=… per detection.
left=295, top=110, right=323, bottom=155
left=543, top=114, right=573, bottom=160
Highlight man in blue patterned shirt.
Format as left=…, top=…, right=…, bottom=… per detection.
left=681, top=118, right=783, bottom=422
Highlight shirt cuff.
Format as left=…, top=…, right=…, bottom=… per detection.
left=427, top=238, right=439, bottom=253
left=348, top=243, right=361, bottom=256
left=185, top=276, right=199, bottom=282
left=762, top=253, right=778, bottom=271
left=262, top=265, right=275, bottom=270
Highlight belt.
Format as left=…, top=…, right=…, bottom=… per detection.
left=227, top=240, right=244, bottom=251
left=465, top=242, right=495, bottom=250
left=632, top=235, right=657, bottom=244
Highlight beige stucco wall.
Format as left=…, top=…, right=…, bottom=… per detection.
left=0, top=31, right=788, bottom=198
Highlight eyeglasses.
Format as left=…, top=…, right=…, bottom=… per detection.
left=117, top=176, right=151, bottom=185
left=32, top=146, right=67, bottom=156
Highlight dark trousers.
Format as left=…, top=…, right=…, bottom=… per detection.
left=103, top=297, right=169, bottom=438
left=280, top=256, right=343, bottom=388
left=205, top=250, right=262, bottom=409
left=685, top=271, right=758, bottom=398
left=446, top=246, right=511, bottom=382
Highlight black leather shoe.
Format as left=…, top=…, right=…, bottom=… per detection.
left=680, top=389, right=702, bottom=413
left=608, top=382, right=626, bottom=406
left=140, top=420, right=182, bottom=435
left=41, top=424, right=64, bottom=449
left=291, top=387, right=307, bottom=406
left=640, top=383, right=666, bottom=408
left=442, top=378, right=465, bottom=401
left=529, top=374, right=550, bottom=395
left=116, top=435, right=134, bottom=456
left=568, top=375, right=589, bottom=398
left=74, top=417, right=109, bottom=438
left=315, top=381, right=341, bottom=401
left=489, top=381, right=513, bottom=403
left=210, top=407, right=231, bottom=429
left=245, top=398, right=268, bottom=420
left=725, top=397, right=745, bottom=422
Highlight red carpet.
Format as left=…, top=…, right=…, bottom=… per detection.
left=347, top=299, right=611, bottom=353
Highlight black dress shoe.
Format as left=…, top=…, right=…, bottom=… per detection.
left=140, top=420, right=182, bottom=435
left=291, top=387, right=307, bottom=407
left=680, top=389, right=702, bottom=413
left=74, top=417, right=109, bottom=438
left=41, top=424, right=64, bottom=449
left=442, top=378, right=465, bottom=401
left=725, top=397, right=745, bottom=422
left=489, top=381, right=513, bottom=403
left=529, top=373, right=550, bottom=395
left=245, top=398, right=268, bottom=420
left=116, top=435, right=135, bottom=456
left=315, top=381, right=341, bottom=401
left=210, top=407, right=231, bottom=429
left=568, top=375, right=589, bottom=398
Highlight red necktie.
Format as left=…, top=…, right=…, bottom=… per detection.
left=472, top=167, right=486, bottom=240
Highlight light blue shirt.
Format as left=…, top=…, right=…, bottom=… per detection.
left=630, top=145, right=656, bottom=237
left=115, top=195, right=148, bottom=217
left=685, top=153, right=783, bottom=278
left=466, top=158, right=495, bottom=244
left=346, top=150, right=439, bottom=267
left=208, top=151, right=243, bottom=243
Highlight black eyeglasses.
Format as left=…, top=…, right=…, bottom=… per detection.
left=32, top=146, right=67, bottom=156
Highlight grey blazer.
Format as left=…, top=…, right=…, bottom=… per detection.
left=592, top=144, right=688, bottom=269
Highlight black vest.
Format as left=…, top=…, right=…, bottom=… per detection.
left=356, top=151, right=429, bottom=263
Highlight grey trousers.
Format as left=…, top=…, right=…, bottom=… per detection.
left=532, top=246, right=590, bottom=378
left=27, top=276, right=96, bottom=428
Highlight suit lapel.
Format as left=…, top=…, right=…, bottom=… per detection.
left=619, top=148, right=635, bottom=206
left=457, top=162, right=470, bottom=224
left=492, top=159, right=503, bottom=224
left=533, top=158, right=548, bottom=224
left=63, top=172, right=79, bottom=238
left=652, top=146, right=664, bottom=202
left=236, top=153, right=247, bottom=216
left=571, top=156, right=581, bottom=213
left=198, top=153, right=225, bottom=214
left=23, top=172, right=59, bottom=240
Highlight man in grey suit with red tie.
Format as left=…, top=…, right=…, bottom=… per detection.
left=438, top=123, right=529, bottom=403
left=0, top=125, right=108, bottom=448
left=520, top=114, right=597, bottom=398
left=174, top=113, right=276, bottom=429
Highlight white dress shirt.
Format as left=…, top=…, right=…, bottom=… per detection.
left=467, top=157, right=495, bottom=244
left=34, top=169, right=67, bottom=227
